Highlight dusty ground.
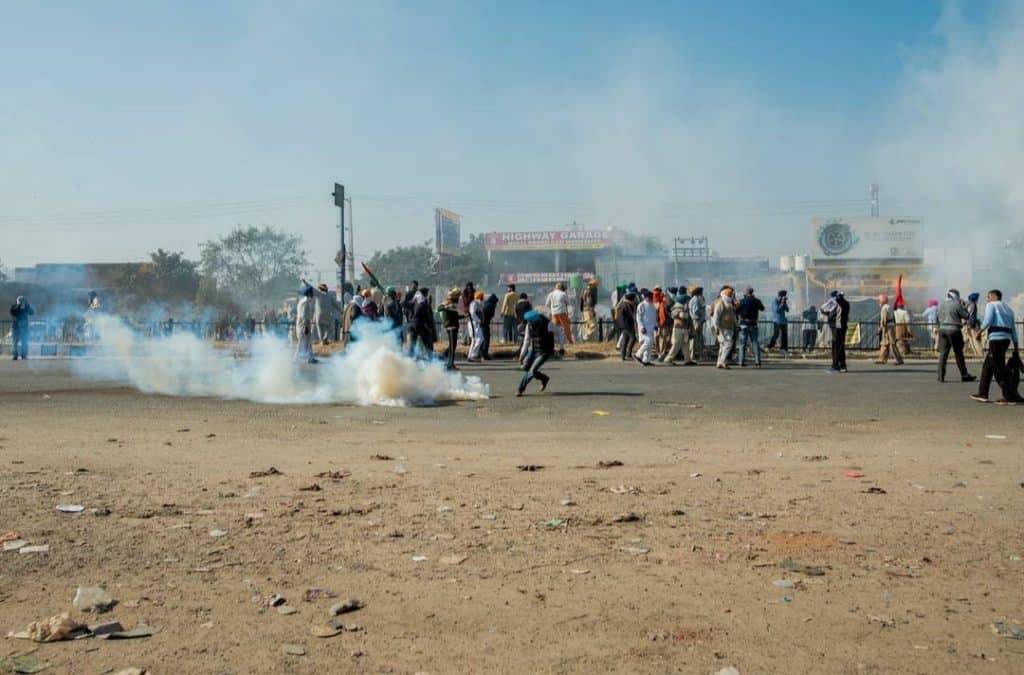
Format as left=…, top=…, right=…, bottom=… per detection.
left=0, top=355, right=1022, bottom=674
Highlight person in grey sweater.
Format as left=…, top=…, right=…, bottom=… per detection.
left=936, top=289, right=975, bottom=382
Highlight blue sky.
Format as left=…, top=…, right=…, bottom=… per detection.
left=1, top=1, right=1019, bottom=277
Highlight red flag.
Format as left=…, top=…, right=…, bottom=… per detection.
left=360, top=262, right=383, bottom=289
left=895, top=274, right=905, bottom=308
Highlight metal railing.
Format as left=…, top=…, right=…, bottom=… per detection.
left=2, top=317, right=1021, bottom=356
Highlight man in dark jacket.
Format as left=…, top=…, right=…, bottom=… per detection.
left=10, top=296, right=34, bottom=361
left=736, top=287, right=765, bottom=367
left=767, top=290, right=789, bottom=353
left=481, top=293, right=499, bottom=360
left=514, top=293, right=532, bottom=333
left=617, top=292, right=638, bottom=361
left=824, top=290, right=850, bottom=372
left=440, top=289, right=462, bottom=371
left=517, top=310, right=557, bottom=396
left=407, top=288, right=434, bottom=360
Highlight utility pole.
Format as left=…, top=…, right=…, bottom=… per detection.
left=870, top=182, right=879, bottom=217
left=347, top=197, right=355, bottom=286
left=333, top=183, right=345, bottom=297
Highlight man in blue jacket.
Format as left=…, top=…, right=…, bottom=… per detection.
left=767, top=290, right=789, bottom=354
left=970, top=289, right=1022, bottom=404
left=9, top=296, right=34, bottom=361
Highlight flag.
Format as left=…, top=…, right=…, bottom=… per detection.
left=361, top=262, right=383, bottom=289
left=895, top=274, right=905, bottom=308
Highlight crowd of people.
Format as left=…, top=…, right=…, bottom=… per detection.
left=9, top=278, right=1022, bottom=405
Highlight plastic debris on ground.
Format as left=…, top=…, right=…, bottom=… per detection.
left=72, top=586, right=116, bottom=613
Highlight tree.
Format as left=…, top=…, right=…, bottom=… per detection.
left=0, top=257, right=6, bottom=282
left=115, top=249, right=201, bottom=309
left=199, top=226, right=309, bottom=308
left=359, top=233, right=490, bottom=291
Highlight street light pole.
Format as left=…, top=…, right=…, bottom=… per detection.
left=333, top=183, right=345, bottom=298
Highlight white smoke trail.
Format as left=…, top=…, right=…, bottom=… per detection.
left=73, top=316, right=489, bottom=406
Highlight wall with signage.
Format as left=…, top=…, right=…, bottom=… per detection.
left=485, top=230, right=615, bottom=251
left=811, top=217, right=922, bottom=262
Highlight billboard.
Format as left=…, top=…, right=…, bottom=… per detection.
left=498, top=272, right=596, bottom=284
left=811, top=217, right=922, bottom=262
left=485, top=230, right=615, bottom=251
left=435, top=208, right=462, bottom=254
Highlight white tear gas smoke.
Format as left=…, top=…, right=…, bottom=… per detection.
left=73, top=316, right=489, bottom=406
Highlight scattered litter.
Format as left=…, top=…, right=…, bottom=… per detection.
left=298, top=483, right=322, bottom=492
left=329, top=599, right=364, bottom=616
left=781, top=558, right=826, bottom=576
left=802, top=455, right=828, bottom=462
left=862, top=487, right=887, bottom=494
left=441, top=554, right=468, bottom=566
left=868, top=614, right=896, bottom=628
left=715, top=668, right=741, bottom=675
left=610, top=485, right=642, bottom=495
left=0, top=654, right=50, bottom=673
left=268, top=594, right=286, bottom=607
left=517, top=464, right=544, bottom=472
left=591, top=410, right=611, bottom=416
left=369, top=454, right=393, bottom=461
left=597, top=460, right=623, bottom=469
left=844, top=471, right=865, bottom=479
left=773, top=580, right=794, bottom=589
left=393, top=465, right=407, bottom=475
left=204, top=433, right=216, bottom=439
left=304, top=588, right=338, bottom=602
left=3, top=539, right=27, bottom=551
left=249, top=467, right=283, bottom=478
left=560, top=498, right=576, bottom=506
left=612, top=512, right=642, bottom=523
left=311, top=624, right=342, bottom=638
left=72, top=586, right=116, bottom=613
left=570, top=569, right=590, bottom=575
left=55, top=504, right=84, bottom=513
left=991, top=622, right=1024, bottom=640
left=110, top=669, right=145, bottom=675
left=481, top=514, right=497, bottom=521
left=91, top=507, right=112, bottom=517
left=541, top=518, right=567, bottom=529
left=106, top=625, right=157, bottom=640
left=985, top=434, right=1007, bottom=440
left=277, top=606, right=298, bottom=615
left=8, top=613, right=86, bottom=642
left=623, top=546, right=650, bottom=555
left=19, top=545, right=49, bottom=555
left=177, top=428, right=190, bottom=432
left=0, top=531, right=18, bottom=543
left=690, top=472, right=702, bottom=478
left=208, top=529, right=228, bottom=538
left=282, top=644, right=306, bottom=656
left=314, top=470, right=350, bottom=480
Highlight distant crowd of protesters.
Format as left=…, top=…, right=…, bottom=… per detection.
left=9, top=278, right=1023, bottom=405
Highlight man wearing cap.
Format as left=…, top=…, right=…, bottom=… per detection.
left=294, top=286, right=318, bottom=364
left=517, top=309, right=564, bottom=396
left=9, top=296, right=34, bottom=361
left=710, top=287, right=738, bottom=369
left=580, top=278, right=599, bottom=342
left=767, top=290, right=789, bottom=354
left=500, top=284, right=518, bottom=344
left=876, top=294, right=904, bottom=366
left=936, top=289, right=975, bottom=382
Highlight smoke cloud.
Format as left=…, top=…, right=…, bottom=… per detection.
left=74, top=316, right=489, bottom=406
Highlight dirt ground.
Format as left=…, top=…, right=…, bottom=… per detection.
left=1, top=355, right=1022, bottom=674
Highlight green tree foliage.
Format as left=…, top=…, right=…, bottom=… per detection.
left=359, top=233, right=490, bottom=292
left=199, top=226, right=309, bottom=307
left=116, top=249, right=201, bottom=308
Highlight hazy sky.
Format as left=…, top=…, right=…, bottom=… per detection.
left=1, top=1, right=1020, bottom=278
